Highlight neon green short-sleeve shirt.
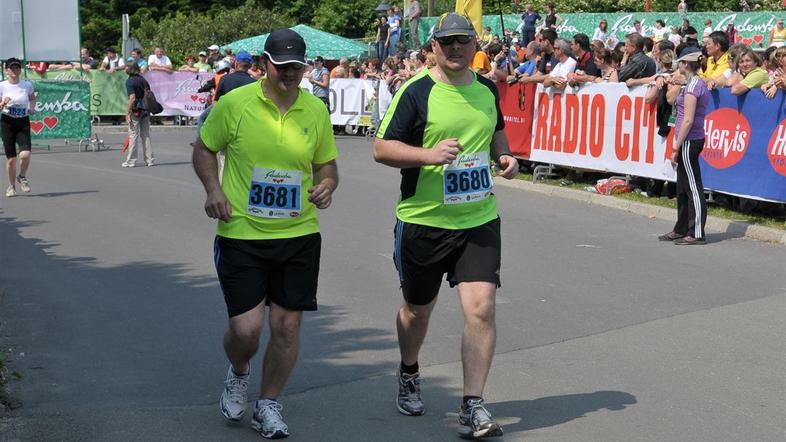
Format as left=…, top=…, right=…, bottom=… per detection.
left=740, top=67, right=769, bottom=90
left=377, top=69, right=505, bottom=230
left=200, top=79, right=338, bottom=240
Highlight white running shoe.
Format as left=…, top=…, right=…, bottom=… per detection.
left=121, top=162, right=135, bottom=168
left=16, top=175, right=30, bottom=193
left=5, top=185, right=16, bottom=197
left=251, top=399, right=290, bottom=439
left=220, top=366, right=249, bottom=421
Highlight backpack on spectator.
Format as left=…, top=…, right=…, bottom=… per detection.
left=143, top=87, right=164, bottom=115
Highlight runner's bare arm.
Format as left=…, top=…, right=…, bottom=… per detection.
left=490, top=130, right=518, bottom=179
left=309, top=160, right=339, bottom=209
left=373, top=138, right=462, bottom=168
left=192, top=138, right=232, bottom=221
left=28, top=91, right=36, bottom=115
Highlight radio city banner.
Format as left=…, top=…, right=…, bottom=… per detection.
left=528, top=84, right=786, bottom=203
left=30, top=80, right=91, bottom=139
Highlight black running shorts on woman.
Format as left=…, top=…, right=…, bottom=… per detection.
left=393, top=217, right=501, bottom=305
left=213, top=233, right=321, bottom=317
left=1, top=114, right=31, bottom=158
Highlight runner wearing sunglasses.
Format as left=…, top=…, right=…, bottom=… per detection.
left=373, top=12, right=518, bottom=440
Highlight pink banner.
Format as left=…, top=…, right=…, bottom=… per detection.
left=143, top=71, right=214, bottom=117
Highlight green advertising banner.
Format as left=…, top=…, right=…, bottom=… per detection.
left=24, top=69, right=129, bottom=115
left=421, top=11, right=782, bottom=47
left=30, top=81, right=92, bottom=139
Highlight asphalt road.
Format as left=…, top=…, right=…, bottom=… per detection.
left=1, top=130, right=784, bottom=441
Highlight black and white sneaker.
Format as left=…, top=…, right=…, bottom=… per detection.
left=220, top=366, right=249, bottom=421
left=396, top=371, right=425, bottom=416
left=251, top=399, right=290, bottom=439
left=458, top=398, right=503, bottom=439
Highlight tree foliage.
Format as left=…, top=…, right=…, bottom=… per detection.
left=78, top=0, right=783, bottom=63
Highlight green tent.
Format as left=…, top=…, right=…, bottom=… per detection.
left=224, top=24, right=368, bottom=61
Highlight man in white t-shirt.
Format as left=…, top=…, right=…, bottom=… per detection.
left=543, top=39, right=576, bottom=90
left=147, top=47, right=173, bottom=72
left=100, top=47, right=125, bottom=73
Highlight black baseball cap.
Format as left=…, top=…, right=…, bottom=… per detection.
left=264, top=28, right=307, bottom=65
left=433, top=12, right=477, bottom=39
left=313, top=55, right=324, bottom=63
left=4, top=58, right=22, bottom=68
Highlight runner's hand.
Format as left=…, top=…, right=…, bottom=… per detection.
left=308, top=181, right=334, bottom=209
left=428, top=138, right=462, bottom=165
left=205, top=190, right=232, bottom=221
left=497, top=155, right=519, bottom=179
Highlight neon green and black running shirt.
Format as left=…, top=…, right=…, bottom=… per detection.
left=377, top=69, right=504, bottom=230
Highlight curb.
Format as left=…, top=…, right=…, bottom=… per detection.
left=494, top=177, right=786, bottom=246
left=93, top=125, right=195, bottom=134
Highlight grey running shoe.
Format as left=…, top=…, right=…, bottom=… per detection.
left=220, top=366, right=249, bottom=421
left=5, top=185, right=16, bottom=197
left=251, top=399, right=290, bottom=439
left=458, top=398, right=503, bottom=439
left=396, top=371, right=425, bottom=416
left=16, top=175, right=30, bottom=193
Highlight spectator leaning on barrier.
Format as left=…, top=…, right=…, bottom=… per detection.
left=729, top=47, right=769, bottom=96
left=568, top=33, right=600, bottom=85
left=593, top=48, right=619, bottom=82
left=700, top=31, right=729, bottom=82
left=130, top=48, right=148, bottom=73
left=529, top=28, right=558, bottom=83
left=652, top=39, right=675, bottom=68
left=309, top=56, right=331, bottom=110
left=705, top=42, right=746, bottom=90
left=148, top=47, right=173, bottom=72
left=330, top=57, right=350, bottom=79
left=179, top=55, right=199, bottom=72
left=194, top=52, right=212, bottom=72
left=512, top=41, right=541, bottom=83
left=543, top=39, right=576, bottom=90
left=100, top=47, right=125, bottom=73
left=618, top=33, right=656, bottom=83
left=762, top=47, right=786, bottom=98
left=76, top=47, right=98, bottom=70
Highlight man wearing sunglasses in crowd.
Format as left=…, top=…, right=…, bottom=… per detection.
left=373, top=12, right=518, bottom=440
left=193, top=28, right=339, bottom=439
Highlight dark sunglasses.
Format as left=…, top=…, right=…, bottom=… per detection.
left=270, top=62, right=304, bottom=71
left=436, top=35, right=473, bottom=46
left=7, top=65, right=22, bottom=70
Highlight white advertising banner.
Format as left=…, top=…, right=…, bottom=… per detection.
left=530, top=83, right=676, bottom=181
left=300, top=78, right=376, bottom=126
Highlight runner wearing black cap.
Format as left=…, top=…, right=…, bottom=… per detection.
left=0, top=58, right=36, bottom=197
left=193, top=28, right=339, bottom=439
left=373, top=12, right=518, bottom=439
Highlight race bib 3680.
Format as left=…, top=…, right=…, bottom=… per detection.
left=443, top=151, right=493, bottom=205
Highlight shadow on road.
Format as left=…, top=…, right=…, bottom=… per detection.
left=27, top=190, right=99, bottom=198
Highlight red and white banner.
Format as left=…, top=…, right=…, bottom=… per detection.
left=529, top=83, right=676, bottom=180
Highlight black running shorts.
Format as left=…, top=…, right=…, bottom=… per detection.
left=213, top=233, right=321, bottom=317
left=1, top=115, right=32, bottom=158
left=393, top=217, right=501, bottom=306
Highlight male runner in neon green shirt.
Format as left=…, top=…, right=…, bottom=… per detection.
left=193, top=29, right=338, bottom=439
left=373, top=12, right=518, bottom=440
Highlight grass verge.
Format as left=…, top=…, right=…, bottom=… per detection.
left=515, top=172, right=786, bottom=231
left=0, top=350, right=22, bottom=412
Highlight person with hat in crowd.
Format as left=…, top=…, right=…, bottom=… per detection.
left=0, top=58, right=36, bottom=197
left=660, top=47, right=709, bottom=245
left=193, top=52, right=212, bottom=73
left=308, top=56, right=330, bottom=110
left=100, top=47, right=125, bottom=73
left=213, top=51, right=256, bottom=102
left=373, top=11, right=519, bottom=439
left=193, top=27, right=339, bottom=440
left=207, top=44, right=223, bottom=68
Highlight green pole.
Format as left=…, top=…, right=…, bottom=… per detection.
left=19, top=0, right=27, bottom=79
